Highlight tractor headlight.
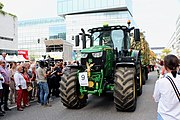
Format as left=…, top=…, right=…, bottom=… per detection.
left=81, top=53, right=88, bottom=58
left=92, top=52, right=103, bottom=58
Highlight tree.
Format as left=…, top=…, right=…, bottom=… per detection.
left=0, top=2, right=4, bottom=10
left=161, top=48, right=171, bottom=59
left=162, top=48, right=171, bottom=55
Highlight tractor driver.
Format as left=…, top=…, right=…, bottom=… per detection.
left=102, top=31, right=114, bottom=48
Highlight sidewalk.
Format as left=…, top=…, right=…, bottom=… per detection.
left=8, top=98, right=38, bottom=109
left=8, top=97, right=55, bottom=109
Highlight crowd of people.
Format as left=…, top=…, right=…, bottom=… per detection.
left=0, top=52, right=69, bottom=117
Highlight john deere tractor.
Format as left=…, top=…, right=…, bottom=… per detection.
left=60, top=22, right=143, bottom=112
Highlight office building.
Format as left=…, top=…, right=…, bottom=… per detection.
left=18, top=17, right=66, bottom=59
left=57, top=0, right=136, bottom=50
left=167, top=14, right=180, bottom=57
left=175, top=14, right=180, bottom=57
left=0, top=3, right=18, bottom=55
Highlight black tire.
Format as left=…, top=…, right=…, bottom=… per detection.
left=114, top=67, right=137, bottom=112
left=60, top=70, right=87, bottom=109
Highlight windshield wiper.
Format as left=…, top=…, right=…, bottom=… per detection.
left=94, top=32, right=104, bottom=41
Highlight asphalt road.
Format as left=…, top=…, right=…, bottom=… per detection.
left=2, top=71, right=158, bottom=120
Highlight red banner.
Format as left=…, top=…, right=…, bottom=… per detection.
left=18, top=50, right=29, bottom=60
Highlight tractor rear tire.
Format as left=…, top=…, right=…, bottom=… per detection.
left=114, top=67, right=137, bottom=112
left=60, top=70, right=87, bottom=109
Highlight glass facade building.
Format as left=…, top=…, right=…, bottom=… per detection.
left=57, top=0, right=132, bottom=15
left=18, top=17, right=66, bottom=59
left=57, top=0, right=135, bottom=50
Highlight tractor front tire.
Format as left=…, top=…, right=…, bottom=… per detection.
left=114, top=67, right=137, bottom=112
left=60, top=70, right=87, bottom=109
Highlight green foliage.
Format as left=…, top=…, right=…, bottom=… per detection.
left=161, top=48, right=171, bottom=59
left=0, top=2, right=4, bottom=9
left=0, top=9, right=6, bottom=15
left=162, top=48, right=171, bottom=55
left=131, top=32, right=150, bottom=65
left=8, top=13, right=17, bottom=18
left=0, top=2, right=17, bottom=18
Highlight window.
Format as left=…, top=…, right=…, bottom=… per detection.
left=67, top=0, right=73, bottom=12
left=62, top=1, right=67, bottom=13
left=111, top=30, right=124, bottom=51
left=79, top=0, right=84, bottom=10
left=113, top=0, right=120, bottom=6
left=96, top=0, right=101, bottom=9
left=73, top=0, right=78, bottom=11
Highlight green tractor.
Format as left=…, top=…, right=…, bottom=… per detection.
left=60, top=22, right=143, bottom=112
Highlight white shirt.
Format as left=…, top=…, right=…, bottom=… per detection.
left=153, top=73, right=180, bottom=120
left=0, top=73, right=5, bottom=89
left=14, top=72, right=27, bottom=90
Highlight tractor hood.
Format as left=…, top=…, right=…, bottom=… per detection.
left=81, top=45, right=111, bottom=53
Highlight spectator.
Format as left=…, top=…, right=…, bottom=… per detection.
left=0, top=60, right=11, bottom=111
left=30, top=65, right=37, bottom=100
left=153, top=54, right=180, bottom=120
left=36, top=60, right=51, bottom=107
left=26, top=63, right=32, bottom=78
left=26, top=63, right=34, bottom=100
left=0, top=52, right=7, bottom=66
left=53, top=62, right=63, bottom=97
left=0, top=73, right=5, bottom=116
left=9, top=62, right=17, bottom=104
left=14, top=65, right=27, bottom=111
left=47, top=65, right=56, bottom=101
left=21, top=66, right=30, bottom=107
left=62, top=61, right=71, bottom=76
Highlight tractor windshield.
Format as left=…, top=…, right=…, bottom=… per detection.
left=111, top=30, right=124, bottom=51
left=91, top=29, right=124, bottom=51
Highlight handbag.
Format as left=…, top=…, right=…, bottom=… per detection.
left=27, top=85, right=33, bottom=92
left=166, top=76, right=180, bottom=102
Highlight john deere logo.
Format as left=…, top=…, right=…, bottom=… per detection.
left=88, top=59, right=92, bottom=63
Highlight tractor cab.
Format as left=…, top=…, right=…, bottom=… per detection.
left=75, top=24, right=136, bottom=65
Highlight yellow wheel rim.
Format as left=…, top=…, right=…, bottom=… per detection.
left=79, top=94, right=84, bottom=99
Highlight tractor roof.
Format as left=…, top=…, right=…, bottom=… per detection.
left=88, top=25, right=131, bottom=33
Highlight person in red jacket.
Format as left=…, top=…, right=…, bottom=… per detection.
left=21, top=66, right=30, bottom=107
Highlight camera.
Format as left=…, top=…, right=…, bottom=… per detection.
left=38, top=56, right=55, bottom=72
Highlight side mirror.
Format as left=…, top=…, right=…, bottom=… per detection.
left=134, top=29, right=140, bottom=42
left=75, top=35, right=79, bottom=46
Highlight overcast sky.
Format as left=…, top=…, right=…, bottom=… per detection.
left=0, top=0, right=180, bottom=47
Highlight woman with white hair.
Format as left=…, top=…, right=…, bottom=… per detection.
left=14, top=65, right=27, bottom=111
